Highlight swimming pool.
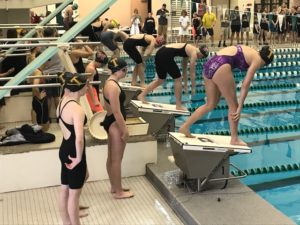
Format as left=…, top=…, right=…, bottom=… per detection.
left=124, top=48, right=300, bottom=224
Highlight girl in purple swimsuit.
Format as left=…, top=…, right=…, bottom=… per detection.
left=179, top=45, right=273, bottom=146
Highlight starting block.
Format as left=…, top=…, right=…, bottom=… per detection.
left=89, top=111, right=149, bottom=140
left=119, top=83, right=144, bottom=107
left=130, top=100, right=190, bottom=138
left=168, top=132, right=251, bottom=192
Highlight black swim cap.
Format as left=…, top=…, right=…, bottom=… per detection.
left=108, top=57, right=127, bottom=73
left=95, top=50, right=108, bottom=65
left=199, top=45, right=209, bottom=58
left=59, top=72, right=87, bottom=92
left=259, top=46, right=274, bottom=65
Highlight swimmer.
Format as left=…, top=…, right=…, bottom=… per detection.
left=138, top=43, right=209, bottom=110
left=179, top=45, right=274, bottom=146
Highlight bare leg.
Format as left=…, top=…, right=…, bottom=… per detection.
left=212, top=66, right=247, bottom=146
left=174, top=77, right=186, bottom=110
left=137, top=63, right=146, bottom=87
left=179, top=77, right=220, bottom=137
left=68, top=189, right=82, bottom=225
left=59, top=185, right=71, bottom=225
left=108, top=123, right=134, bottom=199
left=131, top=66, right=138, bottom=86
left=137, top=79, right=164, bottom=103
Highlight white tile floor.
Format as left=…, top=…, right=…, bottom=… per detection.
left=0, top=176, right=183, bottom=225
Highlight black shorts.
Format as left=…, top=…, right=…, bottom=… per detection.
left=100, top=31, right=118, bottom=51
left=155, top=47, right=181, bottom=80
left=203, top=28, right=214, bottom=36
left=32, top=96, right=49, bottom=124
left=45, top=78, right=60, bottom=97
left=231, top=24, right=241, bottom=33
left=123, top=39, right=143, bottom=64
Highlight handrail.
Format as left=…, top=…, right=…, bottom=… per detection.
left=0, top=0, right=117, bottom=99
left=0, top=0, right=74, bottom=63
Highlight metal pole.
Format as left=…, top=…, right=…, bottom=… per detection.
left=0, top=23, right=61, bottom=26
left=0, top=26, right=64, bottom=29
left=0, top=0, right=117, bottom=99
left=0, top=73, right=92, bottom=81
left=0, top=36, right=89, bottom=42
left=0, top=42, right=101, bottom=48
left=0, top=81, right=101, bottom=90
left=0, top=0, right=74, bottom=64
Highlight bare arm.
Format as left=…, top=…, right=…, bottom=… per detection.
left=143, top=38, right=155, bottom=60
left=70, top=45, right=93, bottom=59
left=85, top=66, right=99, bottom=105
left=189, top=53, right=197, bottom=95
left=107, top=82, right=128, bottom=141
left=73, top=106, right=85, bottom=161
left=182, top=57, right=188, bottom=93
left=238, top=65, right=256, bottom=108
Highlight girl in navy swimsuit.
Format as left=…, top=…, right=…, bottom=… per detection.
left=101, top=58, right=134, bottom=199
left=56, top=73, right=88, bottom=225
left=179, top=45, right=274, bottom=146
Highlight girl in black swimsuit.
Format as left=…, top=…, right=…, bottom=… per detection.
left=101, top=58, right=134, bottom=199
left=56, top=72, right=88, bottom=225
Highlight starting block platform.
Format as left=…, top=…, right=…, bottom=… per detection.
left=168, top=132, right=251, bottom=192
left=130, top=100, right=190, bottom=138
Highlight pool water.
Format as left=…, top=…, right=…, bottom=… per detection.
left=125, top=48, right=300, bottom=224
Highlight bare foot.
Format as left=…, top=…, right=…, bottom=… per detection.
left=79, top=205, right=89, bottom=210
left=139, top=83, right=147, bottom=89
left=79, top=212, right=89, bottom=218
left=137, top=94, right=148, bottom=104
left=178, top=126, right=195, bottom=138
left=111, top=188, right=130, bottom=193
left=113, top=191, right=134, bottom=199
left=131, top=82, right=139, bottom=87
left=230, top=138, right=248, bottom=146
left=176, top=105, right=188, bottom=111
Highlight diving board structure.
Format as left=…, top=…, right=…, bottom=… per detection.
left=130, top=100, right=190, bottom=138
left=168, top=132, right=251, bottom=192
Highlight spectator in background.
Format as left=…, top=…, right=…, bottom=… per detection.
left=241, top=8, right=251, bottom=45
left=130, top=8, right=141, bottom=35
left=179, top=9, right=190, bottom=43
left=63, top=3, right=78, bottom=30
left=39, top=27, right=65, bottom=122
left=198, top=0, right=206, bottom=19
left=202, top=6, right=216, bottom=47
left=218, top=13, right=230, bottom=47
left=156, top=3, right=169, bottom=41
left=143, top=12, right=156, bottom=35
left=253, top=14, right=260, bottom=45
left=192, top=12, right=202, bottom=46
left=230, top=6, right=241, bottom=45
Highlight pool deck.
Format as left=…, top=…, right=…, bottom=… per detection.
left=146, top=141, right=296, bottom=225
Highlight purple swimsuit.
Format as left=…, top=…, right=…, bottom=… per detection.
left=203, top=45, right=249, bottom=79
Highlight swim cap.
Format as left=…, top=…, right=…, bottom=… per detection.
left=110, top=19, right=119, bottom=28
left=59, top=72, right=87, bottom=92
left=108, top=58, right=127, bottom=73
left=199, top=45, right=209, bottom=58
left=259, top=46, right=274, bottom=65
left=95, top=50, right=108, bottom=65
left=72, top=3, right=78, bottom=10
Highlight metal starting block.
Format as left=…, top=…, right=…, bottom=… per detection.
left=130, top=100, right=190, bottom=139
left=168, top=132, right=251, bottom=192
